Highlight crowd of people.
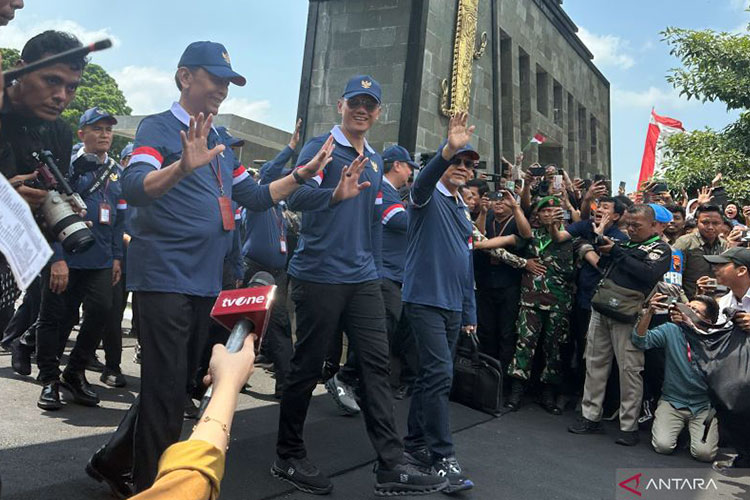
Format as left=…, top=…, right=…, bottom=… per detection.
left=1, top=4, right=749, bottom=498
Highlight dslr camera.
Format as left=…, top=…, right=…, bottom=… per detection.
left=28, top=150, right=94, bottom=254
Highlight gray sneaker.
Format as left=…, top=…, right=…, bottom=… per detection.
left=325, top=373, right=360, bottom=415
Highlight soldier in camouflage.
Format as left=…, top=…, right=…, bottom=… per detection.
left=505, top=196, right=576, bottom=415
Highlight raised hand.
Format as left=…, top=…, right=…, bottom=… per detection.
left=696, top=186, right=713, bottom=206
left=178, top=113, right=225, bottom=175
left=289, top=117, right=303, bottom=150
left=332, top=155, right=371, bottom=203
left=298, top=135, right=335, bottom=181
left=442, top=112, right=476, bottom=160
left=593, top=213, right=611, bottom=235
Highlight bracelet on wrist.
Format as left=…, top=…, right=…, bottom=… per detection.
left=193, top=415, right=231, bottom=450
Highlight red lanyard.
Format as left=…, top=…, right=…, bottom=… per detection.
left=686, top=341, right=692, bottom=363
left=208, top=157, right=225, bottom=197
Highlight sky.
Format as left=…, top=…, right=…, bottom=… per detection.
left=1, top=0, right=746, bottom=188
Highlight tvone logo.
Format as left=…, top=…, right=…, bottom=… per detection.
left=222, top=295, right=265, bottom=308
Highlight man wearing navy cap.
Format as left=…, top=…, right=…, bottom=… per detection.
left=401, top=112, right=477, bottom=493
left=34, top=107, right=126, bottom=410
left=86, top=41, right=352, bottom=496
left=273, top=75, right=447, bottom=496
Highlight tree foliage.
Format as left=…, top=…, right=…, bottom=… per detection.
left=659, top=24, right=750, bottom=204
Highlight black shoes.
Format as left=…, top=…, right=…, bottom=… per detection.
left=86, top=446, right=134, bottom=499
left=61, top=370, right=100, bottom=406
left=325, top=373, right=361, bottom=415
left=374, top=462, right=448, bottom=496
left=615, top=430, right=640, bottom=446
left=86, top=354, right=105, bottom=373
left=538, top=384, right=562, bottom=415
left=100, top=368, right=127, bottom=388
left=38, top=380, right=63, bottom=411
left=271, top=456, right=333, bottom=495
left=10, top=338, right=32, bottom=376
left=568, top=416, right=603, bottom=434
left=184, top=397, right=199, bottom=420
left=404, top=447, right=433, bottom=470
left=433, top=456, right=473, bottom=494
left=504, top=379, right=525, bottom=411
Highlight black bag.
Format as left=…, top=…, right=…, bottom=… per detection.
left=450, top=332, right=503, bottom=416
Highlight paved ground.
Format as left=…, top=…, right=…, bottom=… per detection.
left=1, top=335, right=748, bottom=500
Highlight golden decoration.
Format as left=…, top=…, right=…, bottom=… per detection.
left=222, top=52, right=231, bottom=64
left=440, top=0, right=487, bottom=117
left=361, top=80, right=372, bottom=89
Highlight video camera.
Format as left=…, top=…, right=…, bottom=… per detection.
left=28, top=151, right=94, bottom=254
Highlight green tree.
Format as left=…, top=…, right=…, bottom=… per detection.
left=1, top=47, right=132, bottom=156
left=659, top=24, right=750, bottom=204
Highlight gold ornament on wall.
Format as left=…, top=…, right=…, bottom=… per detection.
left=440, top=0, right=487, bottom=117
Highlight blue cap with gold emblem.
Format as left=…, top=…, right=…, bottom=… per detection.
left=79, top=106, right=118, bottom=128
left=178, top=41, right=246, bottom=87
left=342, top=74, right=381, bottom=103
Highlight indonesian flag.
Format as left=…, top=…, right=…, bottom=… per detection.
left=638, top=109, right=684, bottom=188
left=531, top=133, right=547, bottom=145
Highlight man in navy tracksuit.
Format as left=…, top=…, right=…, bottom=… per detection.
left=240, top=119, right=301, bottom=398
left=273, top=75, right=447, bottom=496
left=402, top=112, right=477, bottom=493
left=35, top=107, right=126, bottom=411
left=86, top=41, right=337, bottom=497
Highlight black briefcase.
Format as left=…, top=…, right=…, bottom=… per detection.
left=450, top=332, right=503, bottom=416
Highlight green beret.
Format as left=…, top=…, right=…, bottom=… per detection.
left=534, top=195, right=561, bottom=212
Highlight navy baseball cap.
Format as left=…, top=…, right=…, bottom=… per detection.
left=383, top=145, right=418, bottom=169
left=178, top=41, right=246, bottom=87
left=649, top=203, right=673, bottom=223
left=704, top=247, right=750, bottom=268
left=79, top=107, right=117, bottom=128
left=342, top=74, right=381, bottom=103
left=438, top=140, right=480, bottom=162
left=120, top=143, right=134, bottom=159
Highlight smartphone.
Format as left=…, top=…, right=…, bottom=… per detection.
left=706, top=278, right=718, bottom=288
left=619, top=181, right=626, bottom=191
left=505, top=180, right=516, bottom=191
left=530, top=166, right=546, bottom=177
left=557, top=168, right=564, bottom=175
left=553, top=175, right=563, bottom=191
left=583, top=179, right=593, bottom=191
left=487, top=191, right=503, bottom=201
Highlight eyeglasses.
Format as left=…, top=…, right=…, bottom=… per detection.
left=346, top=96, right=380, bottom=113
left=450, top=158, right=477, bottom=170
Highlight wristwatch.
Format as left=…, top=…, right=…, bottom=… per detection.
left=292, top=168, right=307, bottom=185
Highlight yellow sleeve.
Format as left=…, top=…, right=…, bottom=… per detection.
left=130, top=440, right=226, bottom=500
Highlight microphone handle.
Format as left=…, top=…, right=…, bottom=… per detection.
left=3, top=39, right=112, bottom=85
left=197, top=318, right=254, bottom=418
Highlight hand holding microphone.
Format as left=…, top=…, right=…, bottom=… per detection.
left=203, top=335, right=256, bottom=397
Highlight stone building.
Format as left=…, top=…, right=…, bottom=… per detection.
left=296, top=0, right=611, bottom=178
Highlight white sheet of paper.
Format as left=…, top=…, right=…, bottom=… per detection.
left=0, top=175, right=53, bottom=290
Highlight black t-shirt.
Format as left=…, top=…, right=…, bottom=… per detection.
left=473, top=213, right=522, bottom=289
left=0, top=95, right=73, bottom=179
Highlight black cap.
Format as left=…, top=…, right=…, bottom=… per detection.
left=704, top=247, right=750, bottom=268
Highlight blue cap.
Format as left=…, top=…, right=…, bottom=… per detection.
left=342, top=74, right=381, bottom=103
left=120, top=142, right=134, bottom=159
left=79, top=107, right=117, bottom=128
left=178, top=41, right=246, bottom=87
left=382, top=145, right=419, bottom=169
left=437, top=140, right=480, bottom=161
left=649, top=203, right=673, bottom=223
left=216, top=126, right=245, bottom=148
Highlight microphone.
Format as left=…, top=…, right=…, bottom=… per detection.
left=3, top=39, right=113, bottom=86
left=197, top=271, right=277, bottom=418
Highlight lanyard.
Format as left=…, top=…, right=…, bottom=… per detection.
left=623, top=235, right=660, bottom=248
left=208, top=157, right=224, bottom=197
left=538, top=236, right=552, bottom=254
left=270, top=206, right=285, bottom=235
left=686, top=341, right=692, bottom=363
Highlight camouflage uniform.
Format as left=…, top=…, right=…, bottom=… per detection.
left=507, top=227, right=576, bottom=384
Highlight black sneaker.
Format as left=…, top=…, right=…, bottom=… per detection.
left=10, top=338, right=32, bottom=376
left=100, top=368, right=127, bottom=388
left=254, top=354, right=274, bottom=369
left=86, top=354, right=105, bottom=373
left=567, top=416, right=603, bottom=434
left=433, top=457, right=473, bottom=494
left=615, top=430, right=640, bottom=446
left=86, top=446, right=134, bottom=499
left=325, top=373, right=361, bottom=415
left=374, top=462, right=448, bottom=496
left=404, top=447, right=433, bottom=471
left=184, top=397, right=199, bottom=420
left=271, top=456, right=333, bottom=495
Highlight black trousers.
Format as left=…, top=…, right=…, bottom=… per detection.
left=1, top=275, right=41, bottom=347
left=277, top=278, right=403, bottom=468
left=476, top=285, right=521, bottom=368
left=561, top=305, right=591, bottom=396
left=100, top=292, right=214, bottom=492
left=244, top=258, right=292, bottom=391
left=36, top=266, right=112, bottom=382
left=100, top=273, right=126, bottom=371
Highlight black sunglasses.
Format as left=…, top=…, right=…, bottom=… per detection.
left=346, top=96, right=380, bottom=112
left=450, top=158, right=477, bottom=169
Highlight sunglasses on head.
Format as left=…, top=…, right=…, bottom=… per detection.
left=450, top=158, right=477, bottom=169
left=346, top=96, right=379, bottom=112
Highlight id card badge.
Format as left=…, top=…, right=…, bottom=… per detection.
left=99, top=203, right=111, bottom=225
left=280, top=235, right=288, bottom=254
left=218, top=196, right=235, bottom=231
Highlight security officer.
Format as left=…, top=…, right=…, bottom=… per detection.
left=240, top=119, right=301, bottom=399
left=401, top=113, right=476, bottom=494
left=36, top=107, right=126, bottom=411
left=273, top=75, right=447, bottom=496
left=504, top=196, right=575, bottom=415
left=86, top=41, right=339, bottom=496
left=569, top=204, right=671, bottom=446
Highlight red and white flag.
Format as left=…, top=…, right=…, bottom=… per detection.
left=530, top=133, right=547, bottom=145
left=638, top=109, right=684, bottom=188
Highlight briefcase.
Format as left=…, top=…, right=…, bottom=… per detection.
left=450, top=332, right=503, bottom=416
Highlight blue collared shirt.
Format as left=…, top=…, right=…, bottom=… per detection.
left=286, top=126, right=383, bottom=284
left=402, top=154, right=476, bottom=324
left=631, top=322, right=711, bottom=415
left=121, top=102, right=275, bottom=296
left=380, top=176, right=407, bottom=283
